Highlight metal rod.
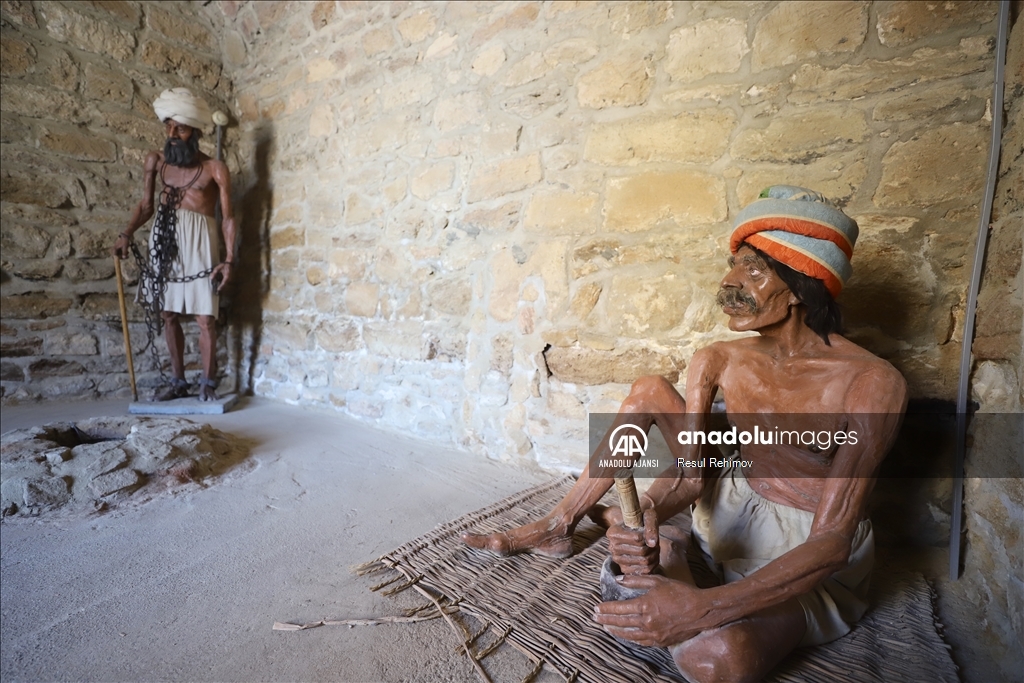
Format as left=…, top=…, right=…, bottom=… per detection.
left=949, top=0, right=1010, bottom=581
left=113, top=255, right=138, bottom=402
left=214, top=119, right=224, bottom=224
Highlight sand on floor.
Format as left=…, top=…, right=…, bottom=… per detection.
left=2, top=397, right=1013, bottom=682
left=0, top=397, right=566, bottom=683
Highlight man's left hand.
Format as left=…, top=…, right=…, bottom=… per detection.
left=593, top=574, right=709, bottom=647
left=211, top=262, right=233, bottom=293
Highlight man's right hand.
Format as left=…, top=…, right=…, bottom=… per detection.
left=607, top=507, right=660, bottom=575
left=113, top=233, right=130, bottom=259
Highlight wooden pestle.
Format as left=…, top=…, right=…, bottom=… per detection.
left=606, top=471, right=657, bottom=582
left=613, top=473, right=644, bottom=530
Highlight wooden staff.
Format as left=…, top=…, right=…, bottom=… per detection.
left=113, top=255, right=138, bottom=401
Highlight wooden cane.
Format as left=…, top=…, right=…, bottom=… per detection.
left=613, top=473, right=644, bottom=530
left=113, top=255, right=138, bottom=401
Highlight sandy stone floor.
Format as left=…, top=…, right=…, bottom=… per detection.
left=0, top=398, right=562, bottom=683
left=0, top=398, right=1013, bottom=682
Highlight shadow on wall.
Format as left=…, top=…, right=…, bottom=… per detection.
left=229, top=124, right=274, bottom=396
left=870, top=400, right=958, bottom=548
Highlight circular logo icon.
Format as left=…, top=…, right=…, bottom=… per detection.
left=608, top=423, right=648, bottom=458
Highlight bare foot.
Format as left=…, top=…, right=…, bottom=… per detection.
left=586, top=504, right=621, bottom=528
left=657, top=525, right=693, bottom=583
left=198, top=377, right=218, bottom=402
left=460, top=517, right=574, bottom=558
left=154, top=378, right=189, bottom=402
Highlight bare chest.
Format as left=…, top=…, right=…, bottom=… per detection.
left=719, top=358, right=852, bottom=418
left=158, top=164, right=217, bottom=213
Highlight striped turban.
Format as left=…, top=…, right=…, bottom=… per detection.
left=730, top=186, right=858, bottom=298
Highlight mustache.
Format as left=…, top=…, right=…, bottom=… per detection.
left=716, top=287, right=758, bottom=313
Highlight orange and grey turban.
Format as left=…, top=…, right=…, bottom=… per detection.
left=153, top=88, right=212, bottom=131
left=730, top=186, right=858, bottom=298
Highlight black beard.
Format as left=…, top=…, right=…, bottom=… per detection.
left=716, top=287, right=759, bottom=314
left=164, top=136, right=200, bottom=167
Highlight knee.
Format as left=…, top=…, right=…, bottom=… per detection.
left=161, top=311, right=179, bottom=324
left=671, top=628, right=763, bottom=683
left=196, top=316, right=216, bottom=333
left=623, top=375, right=675, bottom=410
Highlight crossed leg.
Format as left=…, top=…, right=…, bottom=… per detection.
left=460, top=375, right=696, bottom=557
left=461, top=375, right=807, bottom=680
left=656, top=525, right=807, bottom=683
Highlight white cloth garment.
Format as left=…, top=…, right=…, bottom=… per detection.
left=690, top=465, right=874, bottom=647
left=141, top=208, right=220, bottom=316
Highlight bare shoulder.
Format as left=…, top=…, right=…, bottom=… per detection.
left=829, top=335, right=907, bottom=410
left=202, top=155, right=227, bottom=171
left=702, top=336, right=763, bottom=362
left=143, top=150, right=162, bottom=171
left=691, top=341, right=735, bottom=368
left=828, top=334, right=901, bottom=371
left=687, top=341, right=740, bottom=386
left=683, top=343, right=732, bottom=407
left=204, top=156, right=230, bottom=180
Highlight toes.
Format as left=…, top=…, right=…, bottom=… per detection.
left=460, top=531, right=487, bottom=549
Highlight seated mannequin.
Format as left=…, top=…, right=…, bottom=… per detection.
left=462, top=186, right=907, bottom=683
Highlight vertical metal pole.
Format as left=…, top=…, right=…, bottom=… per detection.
left=214, top=120, right=224, bottom=224
left=949, top=0, right=1010, bottom=581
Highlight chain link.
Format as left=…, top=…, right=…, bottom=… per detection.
left=130, top=239, right=218, bottom=284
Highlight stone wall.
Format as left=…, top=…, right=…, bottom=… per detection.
left=208, top=0, right=1002, bottom=470
left=963, top=7, right=1024, bottom=677
left=0, top=0, right=232, bottom=400
left=0, top=1, right=1014, bottom=471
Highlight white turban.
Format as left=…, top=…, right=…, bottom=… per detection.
left=153, top=88, right=212, bottom=131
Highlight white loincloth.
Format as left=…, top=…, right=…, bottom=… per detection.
left=140, top=208, right=220, bottom=316
left=690, top=465, right=874, bottom=647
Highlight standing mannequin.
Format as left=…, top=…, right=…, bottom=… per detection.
left=113, top=88, right=236, bottom=401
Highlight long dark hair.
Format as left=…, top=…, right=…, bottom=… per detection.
left=747, top=243, right=843, bottom=344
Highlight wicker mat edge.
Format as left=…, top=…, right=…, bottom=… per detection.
left=353, top=477, right=959, bottom=683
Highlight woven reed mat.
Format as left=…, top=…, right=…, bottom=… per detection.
left=350, top=476, right=958, bottom=683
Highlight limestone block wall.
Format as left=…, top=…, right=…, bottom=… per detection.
left=0, top=0, right=232, bottom=400
left=213, top=0, right=1002, bottom=470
